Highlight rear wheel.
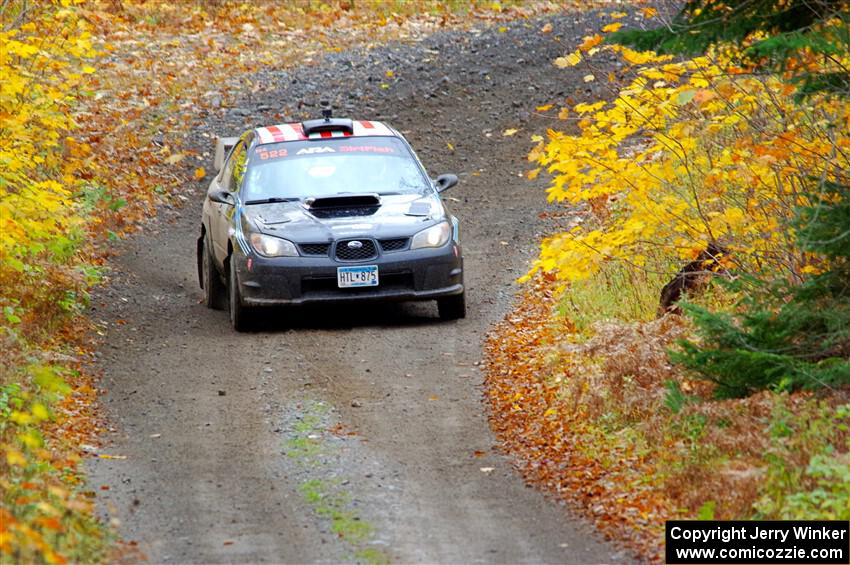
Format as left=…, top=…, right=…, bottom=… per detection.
left=228, top=260, right=253, bottom=332
left=201, top=237, right=226, bottom=310
left=437, top=292, right=466, bottom=321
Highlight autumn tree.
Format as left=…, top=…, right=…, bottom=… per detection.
left=529, top=3, right=850, bottom=396
left=615, top=0, right=850, bottom=396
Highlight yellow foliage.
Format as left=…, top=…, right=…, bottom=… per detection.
left=0, top=2, right=98, bottom=266
left=527, top=30, right=850, bottom=284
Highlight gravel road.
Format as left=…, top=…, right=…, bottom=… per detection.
left=88, top=10, right=633, bottom=564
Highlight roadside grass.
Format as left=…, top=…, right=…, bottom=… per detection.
left=557, top=260, right=668, bottom=332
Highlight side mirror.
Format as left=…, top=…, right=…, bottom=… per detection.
left=434, top=173, right=459, bottom=193
left=214, top=136, right=239, bottom=172
left=208, top=189, right=234, bottom=206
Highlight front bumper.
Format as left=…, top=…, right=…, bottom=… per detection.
left=233, top=242, right=464, bottom=307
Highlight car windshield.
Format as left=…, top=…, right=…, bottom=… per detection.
left=242, top=136, right=430, bottom=202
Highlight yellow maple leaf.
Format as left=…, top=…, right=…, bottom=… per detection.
left=194, top=167, right=206, bottom=180
left=602, top=22, right=623, bottom=33
left=554, top=51, right=582, bottom=68
left=536, top=104, right=553, bottom=112
left=502, top=128, right=519, bottom=137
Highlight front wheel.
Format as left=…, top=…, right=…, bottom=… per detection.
left=201, top=237, right=226, bottom=310
left=228, top=260, right=253, bottom=332
left=437, top=292, right=466, bottom=321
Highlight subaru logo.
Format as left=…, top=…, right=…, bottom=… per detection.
left=347, top=241, right=364, bottom=249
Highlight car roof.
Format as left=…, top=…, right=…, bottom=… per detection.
left=254, top=120, right=397, bottom=145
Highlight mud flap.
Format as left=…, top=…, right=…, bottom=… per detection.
left=197, top=234, right=205, bottom=289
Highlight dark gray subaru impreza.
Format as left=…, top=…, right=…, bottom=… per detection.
left=197, top=114, right=465, bottom=331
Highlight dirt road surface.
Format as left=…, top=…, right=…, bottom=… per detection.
left=88, top=11, right=633, bottom=564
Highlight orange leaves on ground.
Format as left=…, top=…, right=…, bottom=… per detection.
left=484, top=276, right=677, bottom=561
left=579, top=34, right=603, bottom=51
left=485, top=274, right=850, bottom=561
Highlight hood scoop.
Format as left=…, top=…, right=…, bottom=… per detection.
left=305, top=194, right=381, bottom=219
left=306, top=194, right=381, bottom=209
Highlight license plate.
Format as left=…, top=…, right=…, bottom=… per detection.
left=337, top=265, right=379, bottom=288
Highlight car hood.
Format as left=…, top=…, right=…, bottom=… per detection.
left=242, top=193, right=445, bottom=243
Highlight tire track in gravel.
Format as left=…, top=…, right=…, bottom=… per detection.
left=88, top=10, right=636, bottom=564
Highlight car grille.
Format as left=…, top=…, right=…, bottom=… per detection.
left=335, top=239, right=377, bottom=261
left=379, top=238, right=409, bottom=252
left=299, top=243, right=330, bottom=256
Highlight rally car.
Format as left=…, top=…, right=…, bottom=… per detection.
left=197, top=111, right=465, bottom=331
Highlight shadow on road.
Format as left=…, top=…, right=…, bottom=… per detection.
left=236, top=300, right=448, bottom=332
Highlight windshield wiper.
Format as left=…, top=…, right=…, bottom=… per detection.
left=244, top=197, right=300, bottom=205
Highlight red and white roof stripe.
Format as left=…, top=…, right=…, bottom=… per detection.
left=254, top=120, right=394, bottom=145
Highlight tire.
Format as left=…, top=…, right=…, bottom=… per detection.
left=437, top=292, right=466, bottom=321
left=201, top=237, right=226, bottom=310
left=228, top=259, right=252, bottom=332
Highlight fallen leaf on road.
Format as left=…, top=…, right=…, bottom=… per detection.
left=480, top=467, right=495, bottom=473
left=98, top=454, right=127, bottom=460
left=555, top=52, right=581, bottom=68
left=502, top=128, right=518, bottom=137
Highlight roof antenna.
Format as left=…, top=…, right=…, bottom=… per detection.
left=320, top=100, right=332, bottom=122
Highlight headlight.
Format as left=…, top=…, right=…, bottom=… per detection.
left=249, top=233, right=298, bottom=257
left=410, top=222, right=451, bottom=250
